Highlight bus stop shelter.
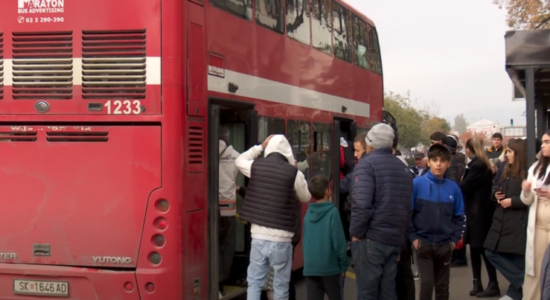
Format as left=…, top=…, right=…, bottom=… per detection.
left=505, top=29, right=550, bottom=165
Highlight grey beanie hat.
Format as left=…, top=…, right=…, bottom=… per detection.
left=366, top=123, right=395, bottom=149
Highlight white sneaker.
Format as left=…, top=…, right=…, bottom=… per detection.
left=498, top=296, right=513, bottom=300
left=219, top=292, right=223, bottom=299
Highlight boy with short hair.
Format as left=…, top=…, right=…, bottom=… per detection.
left=303, top=175, right=349, bottom=300
left=409, top=144, right=466, bottom=300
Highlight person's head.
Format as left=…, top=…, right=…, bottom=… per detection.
left=541, top=132, right=550, bottom=158
left=492, top=133, right=503, bottom=149
left=219, top=125, right=230, bottom=144
left=429, top=132, right=447, bottom=146
left=465, top=137, right=492, bottom=169
left=308, top=175, right=331, bottom=201
left=501, top=138, right=527, bottom=182
left=391, top=129, right=400, bottom=155
left=365, top=123, right=394, bottom=153
left=264, top=134, right=295, bottom=164
left=427, top=144, right=451, bottom=178
left=535, top=133, right=550, bottom=183
left=414, top=153, right=426, bottom=167
left=353, top=132, right=367, bottom=160
left=445, top=134, right=459, bottom=154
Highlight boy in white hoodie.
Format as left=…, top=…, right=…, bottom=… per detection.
left=236, top=135, right=311, bottom=300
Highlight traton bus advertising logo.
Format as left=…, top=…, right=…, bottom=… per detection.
left=18, top=0, right=64, bottom=14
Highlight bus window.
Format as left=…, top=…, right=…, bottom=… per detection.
left=258, top=116, right=285, bottom=142
left=287, top=120, right=311, bottom=179
left=352, top=15, right=369, bottom=70
left=368, top=25, right=383, bottom=75
left=312, top=123, right=331, bottom=178
left=357, top=127, right=369, bottom=135
left=211, top=0, right=253, bottom=21
left=311, top=0, right=332, bottom=54
left=256, top=0, right=285, bottom=34
left=332, top=1, right=351, bottom=63
left=286, top=0, right=311, bottom=45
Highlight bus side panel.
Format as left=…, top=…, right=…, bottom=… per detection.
left=184, top=210, right=208, bottom=299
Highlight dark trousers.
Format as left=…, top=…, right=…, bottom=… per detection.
left=416, top=242, right=453, bottom=300
left=219, top=216, right=236, bottom=283
left=470, top=247, right=498, bottom=282
left=451, top=246, right=467, bottom=265
left=485, top=250, right=524, bottom=300
left=340, top=192, right=350, bottom=241
left=352, top=239, right=400, bottom=300
left=305, top=274, right=342, bottom=300
left=396, top=241, right=416, bottom=300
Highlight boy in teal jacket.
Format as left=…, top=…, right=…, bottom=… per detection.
left=303, top=175, right=349, bottom=300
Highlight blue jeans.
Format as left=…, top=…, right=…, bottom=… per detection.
left=485, top=250, right=524, bottom=300
left=247, top=238, right=293, bottom=300
left=351, top=239, right=401, bottom=300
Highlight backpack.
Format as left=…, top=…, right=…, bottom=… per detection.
left=341, top=142, right=355, bottom=176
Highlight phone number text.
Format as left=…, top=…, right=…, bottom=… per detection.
left=18, top=17, right=64, bottom=23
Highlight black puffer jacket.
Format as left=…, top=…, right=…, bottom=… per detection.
left=446, top=153, right=466, bottom=183
left=350, top=147, right=413, bottom=246
left=483, top=175, right=528, bottom=255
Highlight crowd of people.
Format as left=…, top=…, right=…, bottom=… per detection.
left=217, top=122, right=550, bottom=300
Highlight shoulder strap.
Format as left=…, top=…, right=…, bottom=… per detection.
left=219, top=146, right=229, bottom=163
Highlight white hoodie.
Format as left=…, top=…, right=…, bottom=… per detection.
left=235, top=135, right=311, bottom=242
left=219, top=140, right=240, bottom=217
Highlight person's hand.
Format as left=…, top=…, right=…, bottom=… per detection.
left=352, top=237, right=359, bottom=242
left=495, top=191, right=506, bottom=201
left=294, top=160, right=297, bottom=166
left=236, top=186, right=240, bottom=192
left=261, top=135, right=274, bottom=149
left=451, top=242, right=456, bottom=249
left=522, top=180, right=532, bottom=193
left=397, top=254, right=400, bottom=262
left=413, top=239, right=419, bottom=250
left=499, top=198, right=512, bottom=208
left=537, top=188, right=550, bottom=199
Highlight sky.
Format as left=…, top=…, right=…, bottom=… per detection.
left=346, top=0, right=527, bottom=127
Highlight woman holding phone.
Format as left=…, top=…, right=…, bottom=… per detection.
left=521, top=131, right=550, bottom=300
left=484, top=139, right=528, bottom=300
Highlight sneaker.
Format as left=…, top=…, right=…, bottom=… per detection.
left=498, top=296, right=513, bottom=300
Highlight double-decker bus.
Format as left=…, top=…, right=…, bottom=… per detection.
left=0, top=0, right=386, bottom=299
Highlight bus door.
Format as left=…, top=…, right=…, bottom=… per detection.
left=332, top=117, right=356, bottom=245
left=331, top=117, right=357, bottom=208
left=207, top=100, right=257, bottom=300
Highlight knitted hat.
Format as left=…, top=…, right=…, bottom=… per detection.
left=365, top=124, right=395, bottom=149
left=446, top=135, right=458, bottom=152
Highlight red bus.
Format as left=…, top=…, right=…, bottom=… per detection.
left=0, top=0, right=385, bottom=299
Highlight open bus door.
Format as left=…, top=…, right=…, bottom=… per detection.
left=332, top=117, right=357, bottom=246
left=208, top=100, right=258, bottom=300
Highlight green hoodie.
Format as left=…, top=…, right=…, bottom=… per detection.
left=302, top=202, right=349, bottom=276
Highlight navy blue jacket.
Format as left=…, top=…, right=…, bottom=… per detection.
left=350, top=147, right=413, bottom=246
left=409, top=171, right=466, bottom=245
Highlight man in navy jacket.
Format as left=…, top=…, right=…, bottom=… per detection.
left=350, top=123, right=413, bottom=300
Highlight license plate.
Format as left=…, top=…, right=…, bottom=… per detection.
left=13, top=279, right=69, bottom=297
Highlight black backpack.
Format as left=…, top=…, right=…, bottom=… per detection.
left=341, top=142, right=355, bottom=176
